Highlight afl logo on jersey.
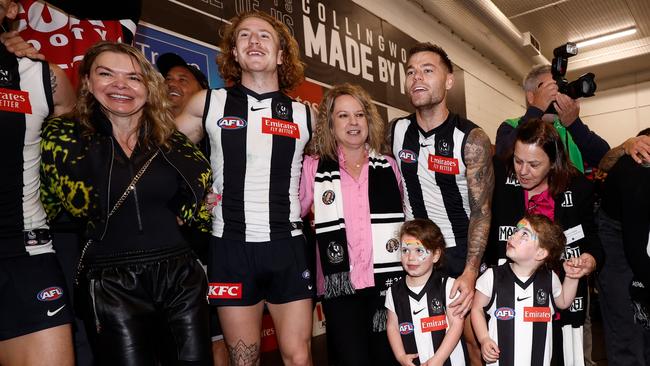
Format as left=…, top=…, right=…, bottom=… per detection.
left=495, top=307, right=515, bottom=320
left=37, top=286, right=64, bottom=301
left=398, top=149, right=417, bottom=163
left=217, top=117, right=247, bottom=129
left=399, top=322, right=414, bottom=335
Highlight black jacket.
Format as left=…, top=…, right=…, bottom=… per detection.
left=486, top=158, right=603, bottom=326
left=40, top=110, right=212, bottom=241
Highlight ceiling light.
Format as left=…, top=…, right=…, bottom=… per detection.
left=576, top=28, right=637, bottom=49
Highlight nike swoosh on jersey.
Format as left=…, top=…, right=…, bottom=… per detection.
left=250, top=106, right=268, bottom=111
left=47, top=304, right=66, bottom=317
left=516, top=296, right=531, bottom=301
left=413, top=308, right=425, bottom=315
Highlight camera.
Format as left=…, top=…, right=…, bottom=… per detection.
left=550, top=42, right=597, bottom=100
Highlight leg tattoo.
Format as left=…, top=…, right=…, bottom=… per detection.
left=227, top=340, right=260, bottom=366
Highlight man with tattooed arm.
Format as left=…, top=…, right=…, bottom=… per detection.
left=390, top=42, right=494, bottom=365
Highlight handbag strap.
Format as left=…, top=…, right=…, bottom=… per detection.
left=74, top=150, right=159, bottom=285
left=107, top=150, right=159, bottom=218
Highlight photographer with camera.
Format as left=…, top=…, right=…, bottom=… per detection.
left=495, top=64, right=609, bottom=171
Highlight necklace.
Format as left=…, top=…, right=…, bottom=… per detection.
left=348, top=155, right=365, bottom=169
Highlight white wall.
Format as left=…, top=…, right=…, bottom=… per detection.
left=581, top=79, right=650, bottom=147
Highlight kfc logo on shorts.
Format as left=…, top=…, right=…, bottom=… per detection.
left=398, top=149, right=417, bottom=163
left=37, top=286, right=63, bottom=301
left=208, top=283, right=242, bottom=299
left=494, top=307, right=515, bottom=320
left=217, top=117, right=247, bottom=129
left=399, top=322, right=414, bottom=335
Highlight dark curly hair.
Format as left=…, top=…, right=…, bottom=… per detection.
left=217, top=11, right=304, bottom=92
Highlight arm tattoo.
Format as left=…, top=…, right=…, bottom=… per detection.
left=464, top=128, right=494, bottom=272
left=227, top=340, right=260, bottom=366
left=49, top=65, right=58, bottom=95
left=598, top=145, right=625, bottom=172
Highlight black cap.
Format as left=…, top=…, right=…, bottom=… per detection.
left=156, top=53, right=209, bottom=89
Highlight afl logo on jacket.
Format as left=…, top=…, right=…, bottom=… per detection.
left=217, top=117, right=247, bottom=129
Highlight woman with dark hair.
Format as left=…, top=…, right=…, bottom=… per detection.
left=486, top=118, right=603, bottom=365
left=300, top=83, right=404, bottom=366
left=40, top=41, right=212, bottom=365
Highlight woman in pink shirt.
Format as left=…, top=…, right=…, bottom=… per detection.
left=300, top=83, right=404, bottom=366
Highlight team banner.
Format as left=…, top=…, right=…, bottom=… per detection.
left=141, top=0, right=466, bottom=115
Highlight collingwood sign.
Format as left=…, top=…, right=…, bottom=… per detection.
left=142, top=0, right=463, bottom=112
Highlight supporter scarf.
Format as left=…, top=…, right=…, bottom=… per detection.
left=313, top=149, right=404, bottom=331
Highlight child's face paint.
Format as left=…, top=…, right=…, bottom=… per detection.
left=506, top=219, right=543, bottom=264
left=512, top=220, right=538, bottom=242
left=400, top=234, right=439, bottom=281
left=400, top=238, right=431, bottom=262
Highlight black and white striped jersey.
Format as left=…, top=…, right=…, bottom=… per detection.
left=0, top=54, right=54, bottom=258
left=391, top=113, right=478, bottom=273
left=203, top=84, right=311, bottom=242
left=476, top=265, right=562, bottom=366
left=386, top=272, right=466, bottom=365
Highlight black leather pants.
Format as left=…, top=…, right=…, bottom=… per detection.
left=79, top=246, right=211, bottom=366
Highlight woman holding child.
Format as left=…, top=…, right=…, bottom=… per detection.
left=482, top=118, right=603, bottom=365
left=300, top=83, right=404, bottom=366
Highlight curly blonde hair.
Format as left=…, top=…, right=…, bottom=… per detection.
left=75, top=41, right=175, bottom=149
left=306, top=83, right=389, bottom=160
left=218, top=11, right=304, bottom=92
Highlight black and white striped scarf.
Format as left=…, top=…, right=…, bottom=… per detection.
left=314, top=149, right=405, bottom=330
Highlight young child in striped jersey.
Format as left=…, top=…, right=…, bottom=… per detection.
left=385, top=219, right=467, bottom=366
left=471, top=214, right=588, bottom=366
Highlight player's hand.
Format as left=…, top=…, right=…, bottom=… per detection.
left=420, top=358, right=441, bottom=366
left=555, top=93, right=580, bottom=127
left=563, top=253, right=596, bottom=279
left=397, top=353, right=419, bottom=366
left=449, top=269, right=477, bottom=316
left=205, top=188, right=222, bottom=210
left=530, top=79, right=558, bottom=112
left=623, top=135, right=650, bottom=164
left=480, top=338, right=500, bottom=363
left=0, top=31, right=45, bottom=60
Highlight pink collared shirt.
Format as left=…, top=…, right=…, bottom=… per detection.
left=299, top=149, right=403, bottom=296
left=525, top=189, right=555, bottom=221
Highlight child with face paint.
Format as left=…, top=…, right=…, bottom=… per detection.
left=471, top=214, right=589, bottom=366
left=385, top=219, right=468, bottom=366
